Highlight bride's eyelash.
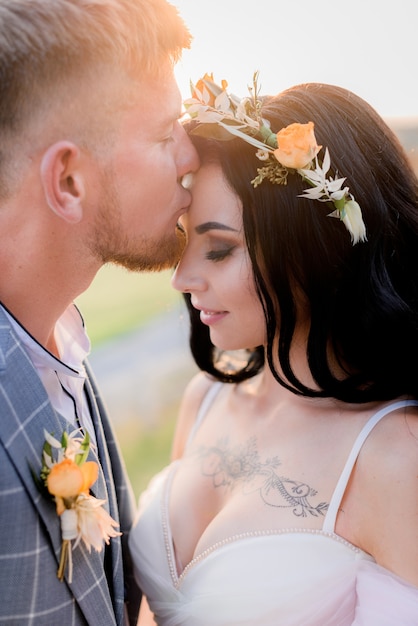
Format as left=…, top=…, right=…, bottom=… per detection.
left=206, top=246, right=235, bottom=262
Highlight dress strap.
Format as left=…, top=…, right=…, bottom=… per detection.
left=322, top=399, right=418, bottom=532
left=185, top=381, right=223, bottom=450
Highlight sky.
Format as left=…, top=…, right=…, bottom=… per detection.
left=172, top=0, right=418, bottom=122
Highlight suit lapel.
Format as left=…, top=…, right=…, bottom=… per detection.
left=0, top=314, right=117, bottom=626
left=85, top=363, right=142, bottom=626
left=84, top=375, right=125, bottom=626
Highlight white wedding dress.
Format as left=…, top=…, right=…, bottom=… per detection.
left=129, top=390, right=418, bottom=625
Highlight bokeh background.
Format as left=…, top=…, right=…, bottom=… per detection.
left=77, top=0, right=418, bottom=499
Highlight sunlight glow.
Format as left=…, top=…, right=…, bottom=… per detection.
left=173, top=0, right=418, bottom=121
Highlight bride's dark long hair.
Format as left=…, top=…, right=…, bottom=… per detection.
left=182, top=82, right=418, bottom=403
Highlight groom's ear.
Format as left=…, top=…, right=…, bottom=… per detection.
left=40, top=140, right=85, bottom=224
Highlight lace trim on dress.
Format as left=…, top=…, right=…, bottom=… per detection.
left=161, top=462, right=180, bottom=585
left=175, top=527, right=362, bottom=590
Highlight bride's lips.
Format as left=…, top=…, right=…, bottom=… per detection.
left=194, top=306, right=228, bottom=326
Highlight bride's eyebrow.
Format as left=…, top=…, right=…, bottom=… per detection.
left=195, top=221, right=238, bottom=234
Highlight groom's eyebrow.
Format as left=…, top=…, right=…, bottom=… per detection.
left=195, top=221, right=238, bottom=234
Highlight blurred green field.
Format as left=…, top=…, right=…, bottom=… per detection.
left=76, top=265, right=179, bottom=347
left=76, top=265, right=185, bottom=496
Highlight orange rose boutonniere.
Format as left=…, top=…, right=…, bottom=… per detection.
left=39, top=429, right=121, bottom=582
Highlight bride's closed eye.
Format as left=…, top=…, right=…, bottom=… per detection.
left=205, top=245, right=236, bottom=262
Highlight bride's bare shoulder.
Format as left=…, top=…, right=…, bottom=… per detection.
left=171, top=372, right=220, bottom=460
left=354, top=403, right=418, bottom=585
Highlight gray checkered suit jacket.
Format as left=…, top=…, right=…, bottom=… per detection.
left=0, top=307, right=141, bottom=625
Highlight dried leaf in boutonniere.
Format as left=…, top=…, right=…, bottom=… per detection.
left=39, top=429, right=121, bottom=583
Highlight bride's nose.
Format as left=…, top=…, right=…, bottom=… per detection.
left=171, top=260, right=206, bottom=294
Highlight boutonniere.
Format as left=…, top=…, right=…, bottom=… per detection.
left=38, top=428, right=121, bottom=583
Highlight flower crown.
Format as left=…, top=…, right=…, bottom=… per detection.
left=184, top=72, right=367, bottom=245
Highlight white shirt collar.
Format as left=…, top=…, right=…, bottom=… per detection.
left=1, top=302, right=95, bottom=443
left=1, top=302, right=90, bottom=376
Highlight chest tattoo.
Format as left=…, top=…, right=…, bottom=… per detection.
left=197, top=436, right=328, bottom=518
